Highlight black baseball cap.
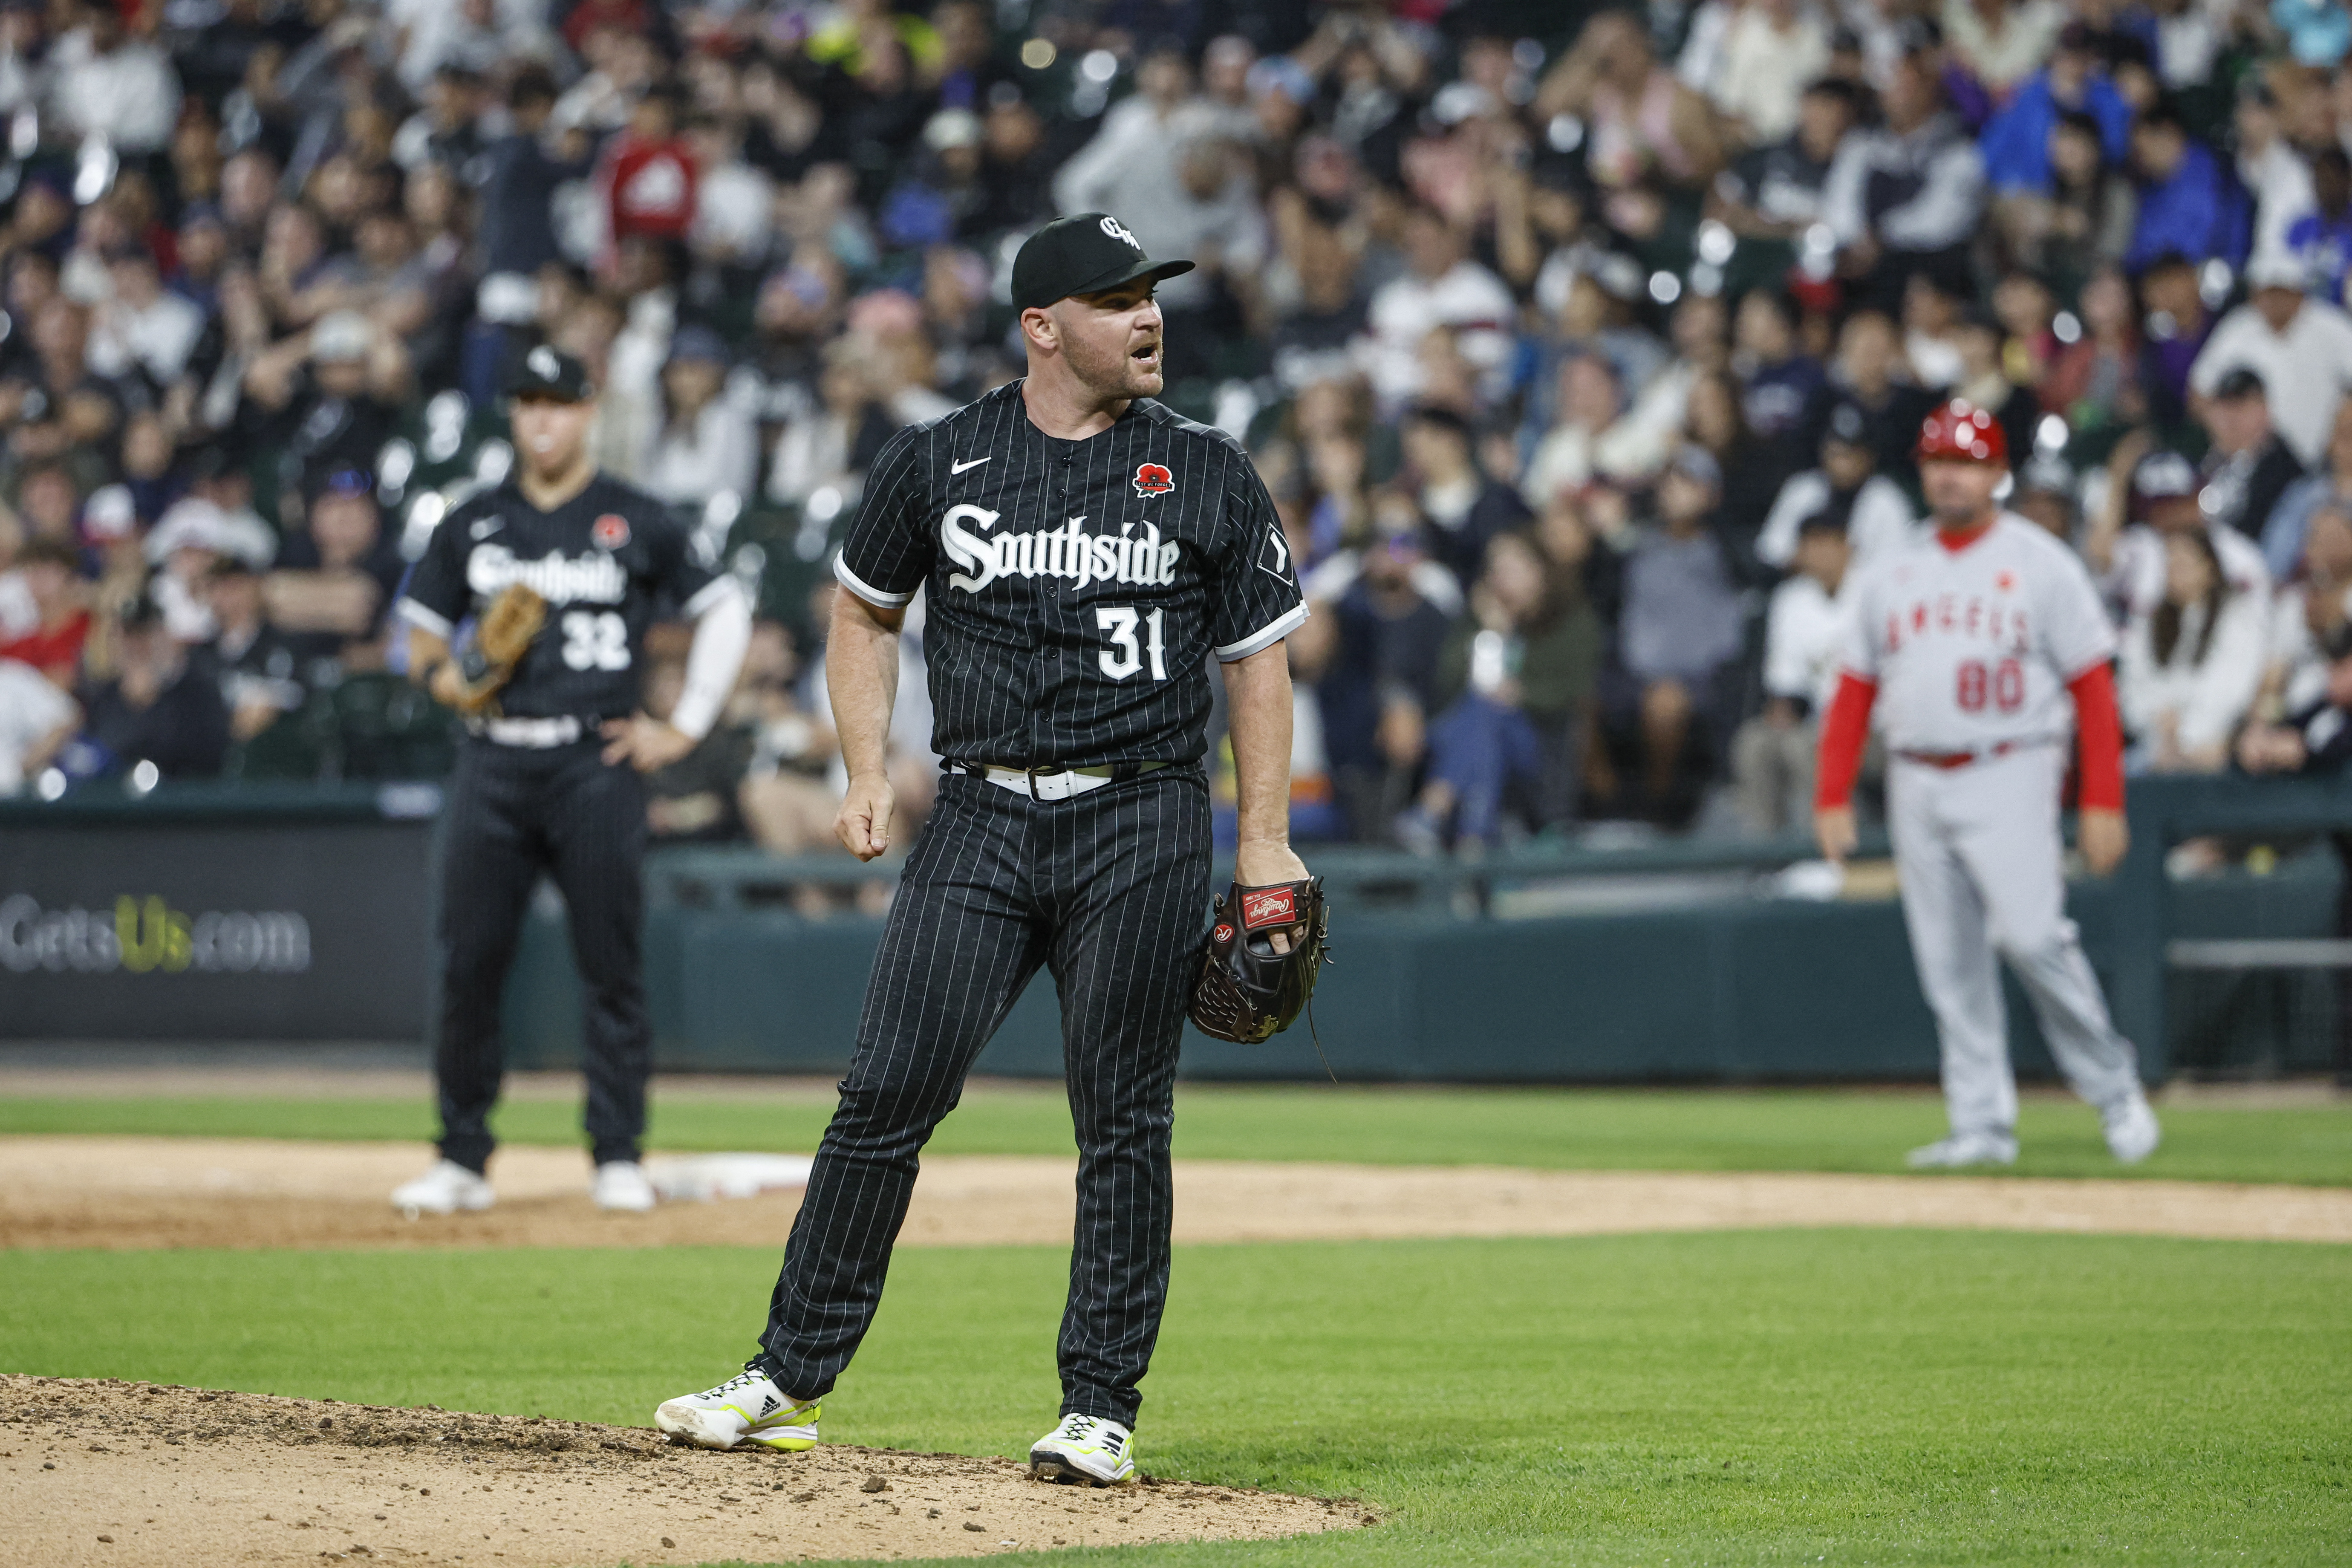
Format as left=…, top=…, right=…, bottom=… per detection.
left=2133, top=450, right=2200, bottom=501
left=1011, top=213, right=1194, bottom=312
left=504, top=343, right=595, bottom=401
left=2212, top=365, right=2268, bottom=401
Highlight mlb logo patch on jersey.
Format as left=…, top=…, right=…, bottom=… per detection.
left=1240, top=886, right=1296, bottom=929
left=593, top=513, right=631, bottom=550
left=1133, top=462, right=1174, bottom=498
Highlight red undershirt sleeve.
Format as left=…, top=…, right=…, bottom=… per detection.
left=1812, top=671, right=1878, bottom=810
left=2066, top=660, right=2125, bottom=812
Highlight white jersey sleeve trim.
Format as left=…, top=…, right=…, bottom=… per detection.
left=833, top=552, right=915, bottom=609
left=394, top=597, right=454, bottom=639
left=1215, top=601, right=1310, bottom=662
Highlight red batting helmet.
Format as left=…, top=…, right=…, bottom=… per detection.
left=1916, top=399, right=2008, bottom=465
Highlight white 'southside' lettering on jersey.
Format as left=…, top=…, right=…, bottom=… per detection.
left=464, top=543, right=630, bottom=605
left=941, top=505, right=1180, bottom=595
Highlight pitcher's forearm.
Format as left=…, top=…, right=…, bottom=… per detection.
left=826, top=586, right=903, bottom=780
left=1224, top=643, right=1295, bottom=850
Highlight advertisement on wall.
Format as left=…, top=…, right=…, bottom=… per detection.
left=0, top=822, right=433, bottom=1040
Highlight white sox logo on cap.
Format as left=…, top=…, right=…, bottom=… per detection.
left=1099, top=216, right=1143, bottom=250
left=528, top=345, right=559, bottom=378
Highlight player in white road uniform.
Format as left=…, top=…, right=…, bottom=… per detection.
left=1813, top=401, right=2162, bottom=1167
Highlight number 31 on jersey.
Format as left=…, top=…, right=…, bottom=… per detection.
left=1097, top=605, right=1166, bottom=681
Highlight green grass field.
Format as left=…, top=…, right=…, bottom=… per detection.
left=4, top=1083, right=2348, bottom=1185
left=4, top=1233, right=2346, bottom=1566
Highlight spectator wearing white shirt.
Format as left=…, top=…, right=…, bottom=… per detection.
left=45, top=7, right=177, bottom=155
left=2092, top=449, right=2274, bottom=625
left=639, top=325, right=759, bottom=508
left=1940, top=0, right=2067, bottom=97
left=0, top=655, right=75, bottom=794
left=2236, top=82, right=2317, bottom=266
left=1704, top=0, right=1831, bottom=146
left=85, top=245, right=205, bottom=386
left=1733, top=513, right=1852, bottom=835
left=1755, top=401, right=1921, bottom=569
left=1357, top=206, right=1516, bottom=410
left=2118, top=527, right=2269, bottom=772
left=2189, top=249, right=2352, bottom=469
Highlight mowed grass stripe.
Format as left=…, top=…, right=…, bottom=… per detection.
left=1, top=1086, right=2346, bottom=1186
left=3, top=1233, right=2346, bottom=1565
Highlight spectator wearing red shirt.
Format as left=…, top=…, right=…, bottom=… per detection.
left=0, top=537, right=91, bottom=685
left=599, top=87, right=697, bottom=259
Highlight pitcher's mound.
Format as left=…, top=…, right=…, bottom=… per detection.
left=0, top=1377, right=1368, bottom=1565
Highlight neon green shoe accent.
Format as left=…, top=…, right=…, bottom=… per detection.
left=741, top=1397, right=821, bottom=1451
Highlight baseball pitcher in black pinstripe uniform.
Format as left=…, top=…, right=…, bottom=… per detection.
left=389, top=347, right=753, bottom=1219
left=657, top=214, right=1310, bottom=1484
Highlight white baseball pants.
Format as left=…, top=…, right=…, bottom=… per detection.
left=1887, top=745, right=2143, bottom=1140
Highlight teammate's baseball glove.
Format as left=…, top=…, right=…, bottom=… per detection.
left=445, top=582, right=548, bottom=716
left=1188, top=877, right=1330, bottom=1049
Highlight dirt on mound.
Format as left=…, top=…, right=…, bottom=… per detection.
left=0, top=1377, right=1366, bottom=1567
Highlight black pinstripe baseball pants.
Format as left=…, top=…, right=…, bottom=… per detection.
left=433, top=736, right=651, bottom=1174
left=756, top=765, right=1211, bottom=1428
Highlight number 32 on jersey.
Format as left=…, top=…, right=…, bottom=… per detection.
left=561, top=610, right=630, bottom=671
left=1096, top=605, right=1166, bottom=681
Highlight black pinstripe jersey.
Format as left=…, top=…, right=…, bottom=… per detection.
left=396, top=473, right=725, bottom=721
left=834, top=380, right=1306, bottom=767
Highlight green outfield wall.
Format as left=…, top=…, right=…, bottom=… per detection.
left=4, top=776, right=2344, bottom=1080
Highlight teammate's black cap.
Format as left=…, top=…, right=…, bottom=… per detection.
left=1012, top=213, right=1195, bottom=312
left=504, top=343, right=596, bottom=401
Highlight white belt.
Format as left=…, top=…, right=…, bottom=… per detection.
left=955, top=761, right=1167, bottom=801
left=475, top=714, right=586, bottom=748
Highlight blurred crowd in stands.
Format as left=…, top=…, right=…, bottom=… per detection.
left=12, top=0, right=2352, bottom=856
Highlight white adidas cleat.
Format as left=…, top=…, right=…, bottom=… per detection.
left=593, top=1160, right=657, bottom=1212
left=391, top=1159, right=494, bottom=1217
left=655, top=1368, right=820, bottom=1451
left=1029, top=1412, right=1137, bottom=1486
left=2103, top=1092, right=2161, bottom=1164
left=1906, top=1132, right=2019, bottom=1169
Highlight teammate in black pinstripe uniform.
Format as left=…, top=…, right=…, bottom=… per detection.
left=389, top=346, right=753, bottom=1218
left=656, top=214, right=1310, bottom=1484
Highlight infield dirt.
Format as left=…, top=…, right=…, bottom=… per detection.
left=2, top=1135, right=2347, bottom=1249
left=0, top=1377, right=1367, bottom=1566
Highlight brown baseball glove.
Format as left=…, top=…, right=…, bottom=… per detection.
left=445, top=583, right=547, bottom=716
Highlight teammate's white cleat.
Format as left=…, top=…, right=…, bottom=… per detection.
left=1029, top=1412, right=1138, bottom=1486
left=2102, top=1092, right=2161, bottom=1164
left=654, top=1368, right=820, bottom=1451
left=593, top=1160, right=657, bottom=1212
left=391, top=1159, right=495, bottom=1217
left=1906, top=1132, right=2019, bottom=1169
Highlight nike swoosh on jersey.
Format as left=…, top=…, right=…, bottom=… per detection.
left=471, top=517, right=502, bottom=540
left=951, top=457, right=990, bottom=474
